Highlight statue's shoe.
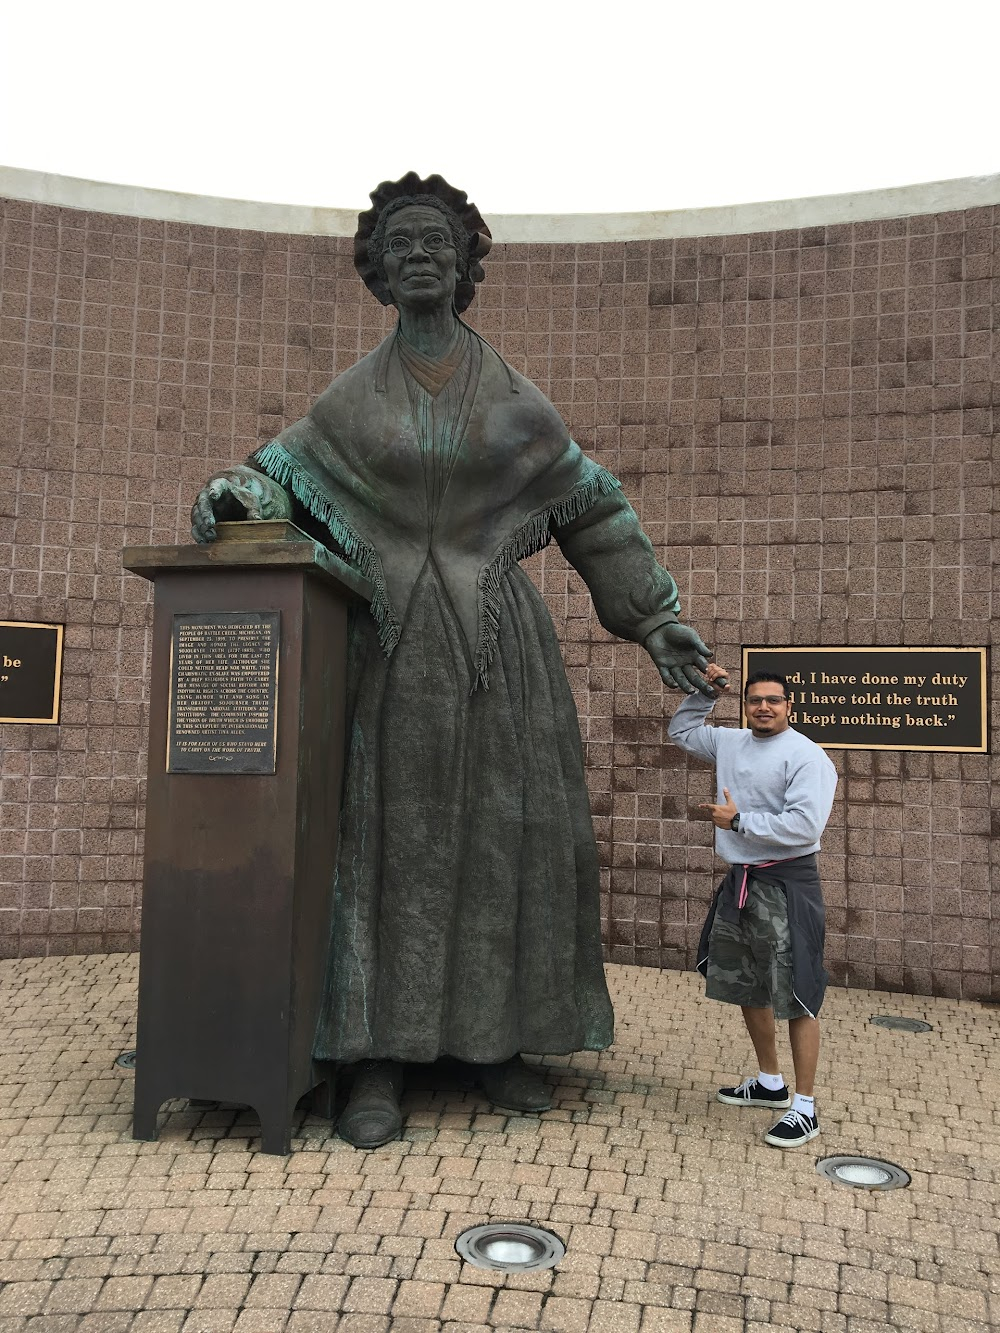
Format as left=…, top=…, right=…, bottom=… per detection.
left=338, top=1060, right=404, bottom=1149
left=477, top=1055, right=552, bottom=1112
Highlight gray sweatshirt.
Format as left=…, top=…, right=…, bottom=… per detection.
left=667, top=691, right=838, bottom=865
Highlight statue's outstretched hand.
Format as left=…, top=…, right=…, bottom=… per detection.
left=644, top=622, right=716, bottom=697
left=190, top=471, right=278, bottom=544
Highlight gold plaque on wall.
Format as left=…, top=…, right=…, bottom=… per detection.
left=741, top=646, right=988, bottom=753
left=0, top=621, right=65, bottom=724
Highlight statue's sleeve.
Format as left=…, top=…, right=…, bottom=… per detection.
left=552, top=489, right=682, bottom=643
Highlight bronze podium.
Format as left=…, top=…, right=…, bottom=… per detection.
left=123, top=522, right=370, bottom=1154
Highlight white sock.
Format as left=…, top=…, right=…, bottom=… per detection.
left=792, top=1093, right=815, bottom=1116
left=757, top=1071, right=785, bottom=1091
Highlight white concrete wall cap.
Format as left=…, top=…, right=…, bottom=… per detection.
left=1, top=164, right=999, bottom=242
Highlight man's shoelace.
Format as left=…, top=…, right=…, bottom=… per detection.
left=774, top=1108, right=815, bottom=1130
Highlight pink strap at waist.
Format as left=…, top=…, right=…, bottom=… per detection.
left=737, top=857, right=797, bottom=910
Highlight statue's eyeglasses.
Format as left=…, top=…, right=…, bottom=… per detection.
left=746, top=695, right=788, bottom=708
left=386, top=231, right=450, bottom=257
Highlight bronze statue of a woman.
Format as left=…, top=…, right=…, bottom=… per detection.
left=191, top=173, right=713, bottom=1148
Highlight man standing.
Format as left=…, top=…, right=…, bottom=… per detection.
left=668, top=665, right=838, bottom=1148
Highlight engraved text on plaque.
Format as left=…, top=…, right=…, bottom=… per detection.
left=167, top=613, right=280, bottom=773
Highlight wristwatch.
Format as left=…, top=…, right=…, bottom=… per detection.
left=730, top=813, right=741, bottom=832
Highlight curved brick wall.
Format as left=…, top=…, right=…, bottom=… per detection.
left=0, top=191, right=997, bottom=999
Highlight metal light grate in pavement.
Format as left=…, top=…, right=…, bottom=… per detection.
left=455, top=1223, right=565, bottom=1271
left=869, top=1015, right=933, bottom=1033
left=817, top=1155, right=911, bottom=1191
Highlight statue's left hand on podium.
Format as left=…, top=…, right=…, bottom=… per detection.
left=191, top=467, right=293, bottom=544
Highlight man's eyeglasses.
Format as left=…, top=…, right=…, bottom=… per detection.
left=386, top=231, right=450, bottom=257
left=746, top=695, right=788, bottom=708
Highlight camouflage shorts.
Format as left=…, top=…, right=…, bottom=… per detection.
left=706, top=875, right=809, bottom=1021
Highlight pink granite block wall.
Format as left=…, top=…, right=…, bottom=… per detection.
left=0, top=195, right=996, bottom=999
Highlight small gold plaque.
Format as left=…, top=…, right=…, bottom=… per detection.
left=0, top=621, right=64, bottom=724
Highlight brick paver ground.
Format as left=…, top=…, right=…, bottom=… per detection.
left=0, top=954, right=997, bottom=1332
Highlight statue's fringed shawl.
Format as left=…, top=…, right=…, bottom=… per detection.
left=474, top=465, right=620, bottom=687
left=253, top=437, right=401, bottom=655
left=251, top=328, right=624, bottom=689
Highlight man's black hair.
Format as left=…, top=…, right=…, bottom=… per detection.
left=743, top=670, right=789, bottom=699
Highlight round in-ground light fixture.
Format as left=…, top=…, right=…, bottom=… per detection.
left=455, top=1223, right=565, bottom=1272
left=869, top=1015, right=932, bottom=1033
left=115, top=1050, right=137, bottom=1069
left=816, top=1155, right=910, bottom=1191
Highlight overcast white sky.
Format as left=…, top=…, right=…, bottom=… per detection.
left=2, top=0, right=998, bottom=215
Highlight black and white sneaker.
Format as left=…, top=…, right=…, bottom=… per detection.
left=764, top=1107, right=820, bottom=1148
left=717, top=1076, right=791, bottom=1109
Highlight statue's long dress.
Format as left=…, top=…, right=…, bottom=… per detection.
left=314, top=329, right=614, bottom=1064
left=248, top=323, right=682, bottom=1067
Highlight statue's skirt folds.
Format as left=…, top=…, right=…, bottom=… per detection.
left=314, top=557, right=615, bottom=1066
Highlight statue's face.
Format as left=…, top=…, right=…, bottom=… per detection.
left=381, top=205, right=459, bottom=312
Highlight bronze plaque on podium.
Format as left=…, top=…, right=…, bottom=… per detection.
left=123, top=522, right=372, bottom=1154
left=167, top=612, right=280, bottom=774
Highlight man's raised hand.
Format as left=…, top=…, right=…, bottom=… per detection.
left=703, top=662, right=730, bottom=693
